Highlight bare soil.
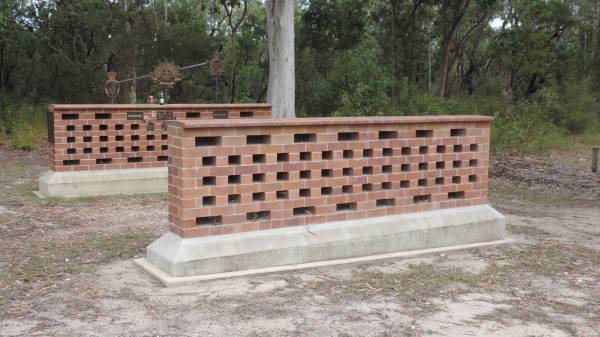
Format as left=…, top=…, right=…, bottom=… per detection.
left=0, top=145, right=598, bottom=337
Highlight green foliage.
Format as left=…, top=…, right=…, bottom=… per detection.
left=0, top=102, right=47, bottom=150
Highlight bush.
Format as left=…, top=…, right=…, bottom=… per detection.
left=0, top=102, right=47, bottom=150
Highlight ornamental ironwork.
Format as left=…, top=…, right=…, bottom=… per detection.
left=104, top=71, right=120, bottom=102
left=150, top=61, right=182, bottom=88
left=209, top=52, right=224, bottom=77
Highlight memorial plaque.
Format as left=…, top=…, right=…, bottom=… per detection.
left=213, top=110, right=229, bottom=119
left=127, top=111, right=144, bottom=120
left=156, top=111, right=174, bottom=120
left=47, top=111, right=55, bottom=143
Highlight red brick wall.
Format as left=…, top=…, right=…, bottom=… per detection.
left=48, top=104, right=271, bottom=172
left=167, top=116, right=492, bottom=238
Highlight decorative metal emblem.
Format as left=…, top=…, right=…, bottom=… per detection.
left=209, top=52, right=224, bottom=77
left=104, top=71, right=120, bottom=102
left=150, top=61, right=181, bottom=88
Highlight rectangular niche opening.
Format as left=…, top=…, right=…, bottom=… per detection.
left=202, top=196, right=216, bottom=206
left=413, top=195, right=431, bottom=203
left=240, top=111, right=254, bottom=118
left=203, top=176, right=216, bottom=186
left=196, top=216, right=222, bottom=226
left=62, top=114, right=79, bottom=120
left=253, top=154, right=266, bottom=163
left=379, top=131, right=398, bottom=139
left=376, top=198, right=395, bottom=207
left=228, top=155, right=241, bottom=165
left=321, top=187, right=332, bottom=195
left=127, top=157, right=143, bottom=163
left=277, top=153, right=289, bottom=162
left=247, top=135, right=270, bottom=145
left=448, top=191, right=465, bottom=200
left=321, top=151, right=333, bottom=160
left=416, top=129, right=433, bottom=138
left=321, top=169, right=333, bottom=177
left=276, top=190, right=289, bottom=199
left=186, top=112, right=200, bottom=118
left=202, top=156, right=216, bottom=166
left=299, top=188, right=311, bottom=197
left=299, top=170, right=311, bottom=179
left=450, top=128, right=466, bottom=137
left=196, top=136, right=221, bottom=147
left=95, top=113, right=111, bottom=120
left=294, top=133, right=316, bottom=143
left=228, top=194, right=241, bottom=204
left=63, top=159, right=80, bottom=166
left=247, top=211, right=270, bottom=221
left=336, top=202, right=356, bottom=212
left=293, top=206, right=315, bottom=216
left=338, top=132, right=359, bottom=141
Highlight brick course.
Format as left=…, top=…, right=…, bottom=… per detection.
left=48, top=104, right=272, bottom=172
left=167, top=116, right=493, bottom=238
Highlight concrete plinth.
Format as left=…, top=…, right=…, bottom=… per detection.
left=137, top=204, right=506, bottom=286
left=37, top=167, right=167, bottom=198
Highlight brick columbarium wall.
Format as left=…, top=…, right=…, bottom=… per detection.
left=167, top=116, right=491, bottom=237
left=38, top=104, right=272, bottom=197
left=138, top=115, right=506, bottom=284
left=47, top=104, right=272, bottom=172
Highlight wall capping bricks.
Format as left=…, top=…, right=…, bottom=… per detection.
left=167, top=115, right=493, bottom=129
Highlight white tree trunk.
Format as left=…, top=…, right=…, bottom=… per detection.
left=265, top=0, right=295, bottom=118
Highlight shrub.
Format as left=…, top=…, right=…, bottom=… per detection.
left=0, top=102, right=47, bottom=150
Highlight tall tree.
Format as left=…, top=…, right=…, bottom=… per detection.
left=265, top=0, right=295, bottom=117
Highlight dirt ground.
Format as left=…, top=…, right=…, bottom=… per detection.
left=0, top=145, right=598, bottom=337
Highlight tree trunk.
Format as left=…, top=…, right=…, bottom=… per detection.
left=437, top=0, right=470, bottom=98
left=265, top=0, right=295, bottom=118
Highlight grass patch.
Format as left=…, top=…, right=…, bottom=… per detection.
left=313, top=263, right=486, bottom=300
left=0, top=102, right=47, bottom=150
left=486, top=242, right=600, bottom=279
left=0, top=231, right=155, bottom=313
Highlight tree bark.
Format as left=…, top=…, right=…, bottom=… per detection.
left=437, top=0, right=470, bottom=98
left=265, top=0, right=295, bottom=118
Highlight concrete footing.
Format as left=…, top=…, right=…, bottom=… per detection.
left=138, top=204, right=506, bottom=286
left=37, top=167, right=167, bottom=198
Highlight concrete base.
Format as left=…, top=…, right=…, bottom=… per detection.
left=37, top=167, right=167, bottom=198
left=135, top=238, right=513, bottom=287
left=141, top=204, right=506, bottom=285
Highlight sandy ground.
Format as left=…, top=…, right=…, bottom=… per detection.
left=0, top=145, right=598, bottom=337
